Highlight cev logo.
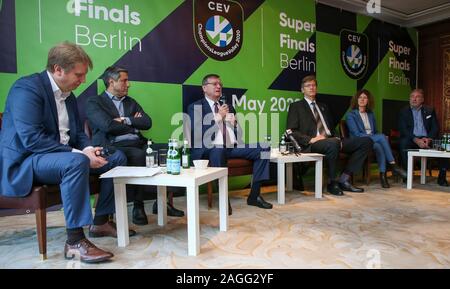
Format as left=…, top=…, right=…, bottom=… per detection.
left=208, top=1, right=231, bottom=13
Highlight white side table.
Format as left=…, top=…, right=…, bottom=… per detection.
left=270, top=150, right=324, bottom=204
left=407, top=150, right=450, bottom=189
left=111, top=167, right=228, bottom=256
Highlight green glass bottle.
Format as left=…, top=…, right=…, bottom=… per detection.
left=172, top=141, right=181, bottom=175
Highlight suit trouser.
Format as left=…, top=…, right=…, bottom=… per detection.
left=399, top=138, right=449, bottom=170
left=193, top=144, right=270, bottom=196
left=32, top=151, right=127, bottom=229
left=310, top=137, right=373, bottom=180
left=114, top=144, right=147, bottom=202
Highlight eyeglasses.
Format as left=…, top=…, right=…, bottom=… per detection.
left=205, top=82, right=223, bottom=87
left=303, top=84, right=317, bottom=88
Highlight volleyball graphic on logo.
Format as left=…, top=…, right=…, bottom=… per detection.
left=205, top=15, right=234, bottom=47
left=345, top=45, right=363, bottom=69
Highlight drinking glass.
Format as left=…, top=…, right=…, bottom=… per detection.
left=432, top=139, right=442, bottom=151
left=158, top=149, right=167, bottom=167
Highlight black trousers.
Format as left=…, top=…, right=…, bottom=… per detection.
left=310, top=137, right=373, bottom=180
left=114, top=139, right=147, bottom=202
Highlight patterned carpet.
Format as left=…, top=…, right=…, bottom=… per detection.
left=0, top=178, right=449, bottom=269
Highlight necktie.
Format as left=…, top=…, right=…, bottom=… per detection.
left=214, top=102, right=232, bottom=148
left=311, top=102, right=326, bottom=136
left=214, top=102, right=232, bottom=147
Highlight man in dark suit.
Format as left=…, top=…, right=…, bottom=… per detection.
left=86, top=66, right=184, bottom=225
left=287, top=75, right=373, bottom=195
left=188, top=74, right=272, bottom=210
left=0, top=42, right=130, bottom=263
left=398, top=88, right=448, bottom=186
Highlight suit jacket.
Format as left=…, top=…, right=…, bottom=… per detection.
left=187, top=97, right=240, bottom=159
left=398, top=105, right=439, bottom=141
left=85, top=92, right=152, bottom=148
left=0, top=71, right=91, bottom=197
left=286, top=98, right=337, bottom=151
left=346, top=109, right=378, bottom=138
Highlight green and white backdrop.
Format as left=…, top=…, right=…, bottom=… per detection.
left=0, top=0, right=418, bottom=188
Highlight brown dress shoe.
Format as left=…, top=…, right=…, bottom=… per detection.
left=64, top=238, right=113, bottom=263
left=89, top=221, right=136, bottom=238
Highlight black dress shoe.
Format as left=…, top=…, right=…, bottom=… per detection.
left=391, top=164, right=407, bottom=180
left=152, top=202, right=185, bottom=217
left=132, top=205, right=148, bottom=225
left=327, top=182, right=344, bottom=196
left=437, top=177, right=449, bottom=187
left=338, top=181, right=364, bottom=193
left=380, top=172, right=390, bottom=188
left=247, top=196, right=273, bottom=209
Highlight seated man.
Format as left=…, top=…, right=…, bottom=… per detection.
left=188, top=74, right=272, bottom=210
left=86, top=66, right=184, bottom=225
left=287, top=75, right=373, bottom=196
left=0, top=42, right=131, bottom=263
left=398, top=88, right=449, bottom=186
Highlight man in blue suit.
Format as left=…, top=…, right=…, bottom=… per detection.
left=398, top=88, right=449, bottom=186
left=0, top=42, right=129, bottom=263
left=188, top=74, right=272, bottom=210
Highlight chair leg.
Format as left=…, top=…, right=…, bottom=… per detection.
left=35, top=208, right=47, bottom=260
left=207, top=182, right=213, bottom=209
left=168, top=191, right=174, bottom=206
left=366, top=159, right=371, bottom=185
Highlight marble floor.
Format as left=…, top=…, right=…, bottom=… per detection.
left=0, top=178, right=449, bottom=269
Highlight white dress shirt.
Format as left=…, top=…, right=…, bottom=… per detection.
left=47, top=71, right=71, bottom=145
left=205, top=96, right=237, bottom=145
left=304, top=96, right=332, bottom=136
left=47, top=71, right=92, bottom=153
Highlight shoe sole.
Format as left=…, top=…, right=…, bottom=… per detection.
left=65, top=252, right=113, bottom=264
left=247, top=203, right=273, bottom=209
left=152, top=211, right=185, bottom=217
left=132, top=219, right=149, bottom=226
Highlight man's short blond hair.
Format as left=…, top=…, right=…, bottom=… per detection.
left=410, top=88, right=424, bottom=97
left=46, top=41, right=93, bottom=73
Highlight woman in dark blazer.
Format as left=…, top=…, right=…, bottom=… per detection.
left=346, top=89, right=406, bottom=188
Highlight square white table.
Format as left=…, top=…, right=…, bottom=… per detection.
left=407, top=149, right=450, bottom=189
left=112, top=167, right=228, bottom=256
left=270, top=150, right=324, bottom=204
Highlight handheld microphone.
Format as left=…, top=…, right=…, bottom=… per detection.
left=285, top=129, right=302, bottom=152
left=219, top=94, right=227, bottom=105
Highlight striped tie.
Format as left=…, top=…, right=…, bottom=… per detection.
left=311, top=102, right=326, bottom=136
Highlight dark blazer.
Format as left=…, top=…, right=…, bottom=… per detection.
left=286, top=98, right=337, bottom=150
left=187, top=97, right=239, bottom=159
left=346, top=109, right=378, bottom=138
left=398, top=105, right=439, bottom=141
left=85, top=92, right=152, bottom=148
left=0, top=71, right=91, bottom=197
